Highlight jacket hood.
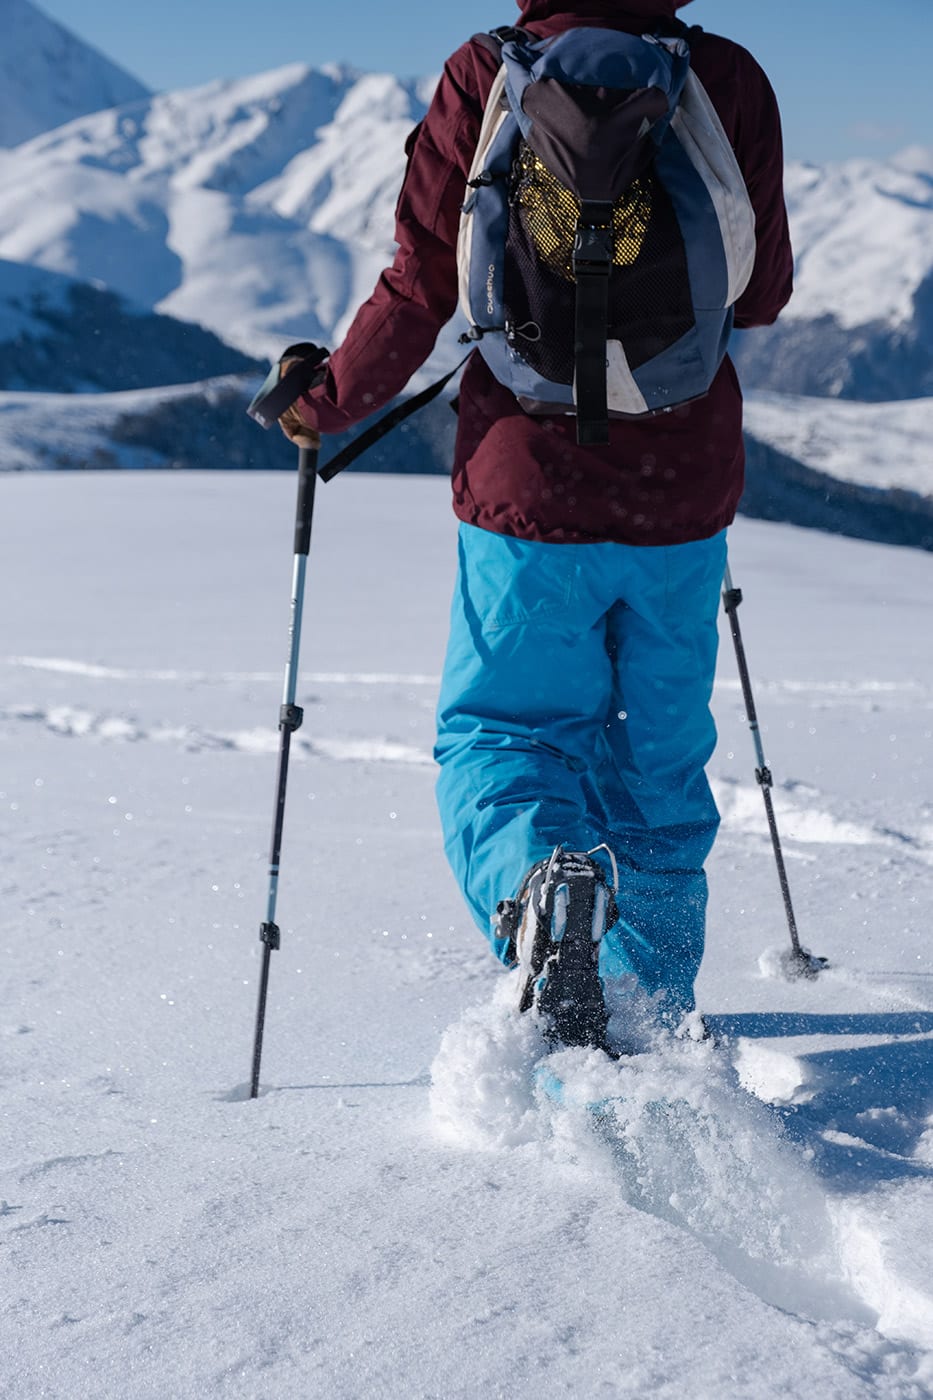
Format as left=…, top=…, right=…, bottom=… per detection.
left=517, top=0, right=693, bottom=21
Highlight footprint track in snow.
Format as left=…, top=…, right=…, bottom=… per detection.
left=712, top=774, right=933, bottom=862
left=0, top=702, right=433, bottom=766
left=4, top=655, right=441, bottom=687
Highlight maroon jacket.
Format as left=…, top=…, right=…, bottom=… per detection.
left=298, top=0, right=793, bottom=545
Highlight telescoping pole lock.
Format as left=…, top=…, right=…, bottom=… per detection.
left=245, top=343, right=329, bottom=1098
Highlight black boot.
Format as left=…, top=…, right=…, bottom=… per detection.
left=511, top=848, right=617, bottom=1050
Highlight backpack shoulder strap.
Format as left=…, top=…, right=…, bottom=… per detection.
left=471, top=25, right=529, bottom=58
left=653, top=18, right=704, bottom=46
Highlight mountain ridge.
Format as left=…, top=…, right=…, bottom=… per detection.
left=0, top=47, right=929, bottom=392
left=0, top=0, right=149, bottom=147
left=1, top=10, right=932, bottom=556
left=0, top=258, right=261, bottom=393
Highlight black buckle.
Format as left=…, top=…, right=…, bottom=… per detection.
left=489, top=24, right=524, bottom=45
left=573, top=203, right=614, bottom=277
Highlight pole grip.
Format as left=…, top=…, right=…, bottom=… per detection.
left=294, top=447, right=318, bottom=556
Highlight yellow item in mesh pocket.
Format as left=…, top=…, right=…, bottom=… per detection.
left=513, top=143, right=653, bottom=282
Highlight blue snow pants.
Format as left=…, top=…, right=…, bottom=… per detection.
left=435, top=522, right=727, bottom=1017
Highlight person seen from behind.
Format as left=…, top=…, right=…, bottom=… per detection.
left=277, top=0, right=793, bottom=1053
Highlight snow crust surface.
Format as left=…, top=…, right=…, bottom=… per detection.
left=2, top=472, right=933, bottom=1397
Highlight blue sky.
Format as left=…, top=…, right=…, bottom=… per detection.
left=41, top=0, right=931, bottom=161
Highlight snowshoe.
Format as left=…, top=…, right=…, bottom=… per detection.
left=509, top=847, right=617, bottom=1051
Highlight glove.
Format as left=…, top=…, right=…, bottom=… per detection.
left=277, top=357, right=321, bottom=450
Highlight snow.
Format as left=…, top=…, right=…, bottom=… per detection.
left=0, top=376, right=255, bottom=470
left=0, top=256, right=73, bottom=338
left=0, top=30, right=928, bottom=367
left=744, top=393, right=933, bottom=499
left=783, top=153, right=933, bottom=329
left=2, top=469, right=933, bottom=1397
left=0, top=61, right=426, bottom=360
left=0, top=0, right=149, bottom=149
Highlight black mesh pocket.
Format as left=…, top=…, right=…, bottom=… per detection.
left=503, top=144, right=578, bottom=384
left=503, top=142, right=695, bottom=386
left=609, top=175, right=694, bottom=370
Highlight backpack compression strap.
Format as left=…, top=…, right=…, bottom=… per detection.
left=569, top=23, right=698, bottom=445
left=572, top=202, right=614, bottom=446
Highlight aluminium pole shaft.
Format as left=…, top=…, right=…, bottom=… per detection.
left=250, top=447, right=318, bottom=1097
left=721, top=562, right=826, bottom=978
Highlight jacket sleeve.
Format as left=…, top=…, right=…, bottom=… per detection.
left=731, top=51, right=794, bottom=329
left=296, top=52, right=484, bottom=435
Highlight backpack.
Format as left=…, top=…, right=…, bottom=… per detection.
left=457, top=22, right=757, bottom=444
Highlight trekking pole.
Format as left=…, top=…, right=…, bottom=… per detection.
left=246, top=344, right=329, bottom=1096
left=721, top=563, right=827, bottom=980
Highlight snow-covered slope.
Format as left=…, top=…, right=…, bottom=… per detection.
left=0, top=377, right=277, bottom=471
left=3, top=374, right=927, bottom=558
left=0, top=63, right=428, bottom=360
left=784, top=149, right=933, bottom=331
left=0, top=259, right=260, bottom=392
left=2, top=471, right=933, bottom=1396
left=740, top=394, right=933, bottom=553
left=734, top=149, right=933, bottom=400
left=0, top=375, right=456, bottom=474
left=0, top=0, right=149, bottom=147
left=745, top=392, right=933, bottom=500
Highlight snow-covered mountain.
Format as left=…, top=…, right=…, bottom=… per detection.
left=0, top=259, right=260, bottom=392
left=742, top=392, right=933, bottom=554
left=0, top=62, right=430, bottom=361
left=1, top=21, right=932, bottom=554
left=0, top=51, right=930, bottom=392
left=0, top=0, right=149, bottom=147
left=0, top=374, right=456, bottom=473
left=735, top=148, right=933, bottom=400
left=786, top=149, right=933, bottom=332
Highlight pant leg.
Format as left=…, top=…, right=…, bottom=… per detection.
left=435, top=524, right=616, bottom=962
left=594, top=532, right=727, bottom=1017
